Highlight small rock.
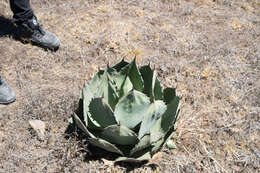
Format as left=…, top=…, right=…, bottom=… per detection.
left=101, top=158, right=114, bottom=166
left=166, top=140, right=177, bottom=149
left=47, top=135, right=56, bottom=147
left=29, top=120, right=46, bottom=140
left=152, top=152, right=163, bottom=161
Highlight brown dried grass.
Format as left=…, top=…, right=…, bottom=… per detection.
left=0, top=0, right=259, bottom=172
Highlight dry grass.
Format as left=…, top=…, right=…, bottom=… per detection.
left=0, top=0, right=259, bottom=172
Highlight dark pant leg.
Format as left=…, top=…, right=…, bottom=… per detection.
left=9, top=0, right=34, bottom=24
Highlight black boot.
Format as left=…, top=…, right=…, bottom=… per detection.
left=17, top=16, right=60, bottom=51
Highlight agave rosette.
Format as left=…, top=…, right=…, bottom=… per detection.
left=71, top=59, right=180, bottom=162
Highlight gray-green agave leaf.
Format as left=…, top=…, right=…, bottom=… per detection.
left=150, top=96, right=180, bottom=143
left=100, top=125, right=138, bottom=145
left=112, top=59, right=129, bottom=72
left=115, top=151, right=151, bottom=163
left=127, top=59, right=144, bottom=92
left=130, top=135, right=151, bottom=156
left=114, top=90, right=150, bottom=129
left=72, top=113, right=95, bottom=138
left=163, top=88, right=176, bottom=104
left=138, top=100, right=167, bottom=139
left=88, top=98, right=117, bottom=128
left=151, top=126, right=176, bottom=155
left=89, top=138, right=123, bottom=155
left=139, top=66, right=163, bottom=101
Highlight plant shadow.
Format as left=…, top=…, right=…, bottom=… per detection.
left=0, top=16, right=17, bottom=38
left=65, top=121, right=151, bottom=172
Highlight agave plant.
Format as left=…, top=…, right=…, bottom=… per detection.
left=71, top=59, right=180, bottom=162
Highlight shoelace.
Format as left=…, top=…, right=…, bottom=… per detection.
left=32, top=17, right=45, bottom=35
left=26, top=16, right=45, bottom=36
left=34, top=25, right=45, bottom=37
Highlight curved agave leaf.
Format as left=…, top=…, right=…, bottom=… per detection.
left=82, top=84, right=106, bottom=130
left=82, top=84, right=94, bottom=127
left=82, top=84, right=93, bottom=113
left=113, top=60, right=143, bottom=91
left=138, top=100, right=167, bottom=139
left=91, top=71, right=109, bottom=98
left=104, top=77, right=119, bottom=110
left=130, top=135, right=150, bottom=156
left=88, top=70, right=104, bottom=95
left=77, top=92, right=100, bottom=130
left=97, top=72, right=119, bottom=107
left=115, top=148, right=151, bottom=163
left=116, top=59, right=144, bottom=90
left=106, top=66, right=133, bottom=99
left=72, top=113, right=96, bottom=138
left=152, top=70, right=163, bottom=101
left=76, top=91, right=84, bottom=118
left=89, top=98, right=117, bottom=128
left=110, top=59, right=144, bottom=94
left=107, top=69, right=128, bottom=93
left=119, top=76, right=133, bottom=98
left=114, top=90, right=150, bottom=129
left=89, top=138, right=123, bottom=155
left=107, top=67, right=117, bottom=75
left=101, top=125, right=138, bottom=145
left=163, top=88, right=176, bottom=104
left=151, top=126, right=175, bottom=155
left=139, top=66, right=163, bottom=101
left=115, top=153, right=151, bottom=163
left=150, top=96, right=180, bottom=143
left=128, top=59, right=144, bottom=92
left=106, top=67, right=124, bottom=91
left=139, top=65, right=153, bottom=96
left=85, top=113, right=102, bottom=130
left=109, top=69, right=133, bottom=99
left=106, top=68, right=117, bottom=84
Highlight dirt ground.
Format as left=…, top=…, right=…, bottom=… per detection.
left=0, top=0, right=259, bottom=172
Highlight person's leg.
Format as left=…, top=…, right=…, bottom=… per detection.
left=9, top=0, right=34, bottom=24
left=0, top=77, right=16, bottom=104
left=9, top=0, right=60, bottom=51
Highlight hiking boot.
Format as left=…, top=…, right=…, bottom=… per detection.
left=0, top=77, right=16, bottom=104
left=17, top=16, right=60, bottom=51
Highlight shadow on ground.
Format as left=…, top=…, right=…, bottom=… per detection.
left=63, top=99, right=158, bottom=172
left=0, top=16, right=15, bottom=37
left=65, top=123, right=152, bottom=172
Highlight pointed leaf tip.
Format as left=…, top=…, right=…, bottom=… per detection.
left=128, top=60, right=144, bottom=92
left=112, top=59, right=129, bottom=72
left=89, top=138, right=123, bottom=155
left=130, top=135, right=151, bottom=156
left=115, top=149, right=151, bottom=163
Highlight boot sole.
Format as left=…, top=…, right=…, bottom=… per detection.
left=31, top=41, right=60, bottom=51
left=0, top=98, right=16, bottom=105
